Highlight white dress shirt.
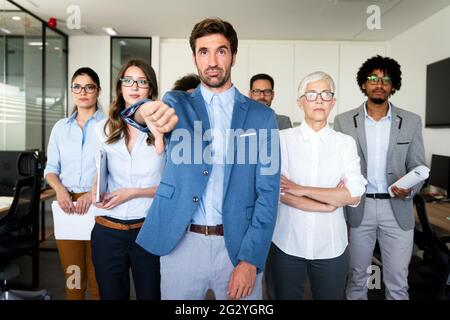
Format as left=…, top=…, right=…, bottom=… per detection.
left=93, top=119, right=166, bottom=220
left=272, top=122, right=367, bottom=260
left=365, top=103, right=392, bottom=194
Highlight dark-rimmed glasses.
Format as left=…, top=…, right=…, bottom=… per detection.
left=120, top=77, right=150, bottom=88
left=71, top=84, right=97, bottom=94
left=301, top=91, right=334, bottom=102
left=366, top=75, right=392, bottom=85
left=250, top=89, right=274, bottom=96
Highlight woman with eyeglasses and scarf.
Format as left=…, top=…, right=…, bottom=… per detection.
left=90, top=59, right=165, bottom=300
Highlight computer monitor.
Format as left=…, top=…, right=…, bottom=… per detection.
left=428, top=154, right=450, bottom=198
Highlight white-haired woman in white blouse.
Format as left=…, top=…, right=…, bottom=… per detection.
left=268, top=71, right=367, bottom=300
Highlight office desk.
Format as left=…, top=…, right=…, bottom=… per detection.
left=0, top=188, right=56, bottom=240
left=0, top=196, right=14, bottom=215
left=39, top=188, right=56, bottom=241
left=415, top=202, right=450, bottom=234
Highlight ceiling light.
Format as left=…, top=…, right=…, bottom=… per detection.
left=102, top=27, right=118, bottom=36
left=12, top=16, right=21, bottom=21
left=28, top=41, right=48, bottom=46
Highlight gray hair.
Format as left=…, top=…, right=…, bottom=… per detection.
left=297, top=71, right=335, bottom=99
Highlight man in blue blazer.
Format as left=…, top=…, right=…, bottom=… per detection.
left=125, top=18, right=280, bottom=300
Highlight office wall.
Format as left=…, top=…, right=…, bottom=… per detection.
left=158, top=39, right=387, bottom=124
left=65, top=9, right=450, bottom=165
left=68, top=36, right=110, bottom=114
left=388, top=6, right=450, bottom=164
left=67, top=36, right=387, bottom=121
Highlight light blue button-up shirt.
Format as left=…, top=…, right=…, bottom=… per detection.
left=191, top=85, right=235, bottom=226
left=44, top=110, right=106, bottom=193
left=365, top=103, right=392, bottom=194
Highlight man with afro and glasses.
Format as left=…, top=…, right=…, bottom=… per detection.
left=334, top=55, right=426, bottom=300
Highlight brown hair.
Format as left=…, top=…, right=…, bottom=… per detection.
left=71, top=67, right=101, bottom=114
left=105, top=59, right=158, bottom=145
left=189, top=18, right=238, bottom=55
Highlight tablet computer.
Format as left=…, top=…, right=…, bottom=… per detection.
left=96, top=150, right=108, bottom=203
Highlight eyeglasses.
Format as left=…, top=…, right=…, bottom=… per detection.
left=366, top=75, right=392, bottom=85
left=251, top=89, right=273, bottom=96
left=301, top=91, right=334, bottom=102
left=120, top=77, right=150, bottom=88
left=71, top=84, right=97, bottom=94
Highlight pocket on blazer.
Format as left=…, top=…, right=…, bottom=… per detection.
left=156, top=182, right=175, bottom=199
left=397, top=141, right=410, bottom=145
left=246, top=206, right=255, bottom=220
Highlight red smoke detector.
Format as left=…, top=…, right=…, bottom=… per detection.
left=48, top=17, right=57, bottom=29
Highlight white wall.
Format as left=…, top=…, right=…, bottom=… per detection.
left=66, top=10, right=450, bottom=166
left=68, top=36, right=110, bottom=114
left=388, top=6, right=450, bottom=164
left=157, top=39, right=386, bottom=125
left=67, top=36, right=387, bottom=124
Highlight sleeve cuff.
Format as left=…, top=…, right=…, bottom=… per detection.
left=43, top=167, right=60, bottom=177
left=120, top=98, right=152, bottom=133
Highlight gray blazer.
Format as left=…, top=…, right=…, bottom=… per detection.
left=334, top=103, right=426, bottom=231
left=276, top=114, right=292, bottom=130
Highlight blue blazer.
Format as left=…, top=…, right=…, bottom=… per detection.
left=136, top=86, right=280, bottom=272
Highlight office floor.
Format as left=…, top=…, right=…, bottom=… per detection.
left=6, top=208, right=447, bottom=300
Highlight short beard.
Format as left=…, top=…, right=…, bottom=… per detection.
left=197, top=66, right=231, bottom=89
left=201, top=75, right=228, bottom=88
left=369, top=97, right=387, bottom=105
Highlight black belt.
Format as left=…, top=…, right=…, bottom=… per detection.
left=366, top=193, right=391, bottom=199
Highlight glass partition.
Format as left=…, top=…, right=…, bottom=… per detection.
left=0, top=0, right=67, bottom=152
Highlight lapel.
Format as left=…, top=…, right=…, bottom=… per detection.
left=387, top=104, right=402, bottom=163
left=223, top=89, right=249, bottom=196
left=190, top=87, right=211, bottom=149
left=190, top=87, right=211, bottom=131
left=353, top=103, right=368, bottom=163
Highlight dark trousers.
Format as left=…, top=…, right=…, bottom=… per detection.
left=268, top=242, right=349, bottom=300
left=91, top=219, right=160, bottom=300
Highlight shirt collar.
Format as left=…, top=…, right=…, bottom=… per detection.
left=66, top=109, right=103, bottom=124
left=200, top=84, right=235, bottom=106
left=300, top=121, right=331, bottom=142
left=364, top=102, right=392, bottom=120
left=66, top=111, right=78, bottom=123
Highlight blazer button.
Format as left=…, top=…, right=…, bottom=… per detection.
left=192, top=196, right=199, bottom=203
left=203, top=170, right=209, bottom=176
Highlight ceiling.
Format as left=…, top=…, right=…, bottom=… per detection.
left=2, top=0, right=450, bottom=41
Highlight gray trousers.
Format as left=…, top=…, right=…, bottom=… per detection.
left=346, top=198, right=414, bottom=300
left=268, top=243, right=349, bottom=300
left=160, top=231, right=263, bottom=300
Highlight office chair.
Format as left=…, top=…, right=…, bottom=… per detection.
left=413, top=194, right=450, bottom=300
left=0, top=153, right=49, bottom=300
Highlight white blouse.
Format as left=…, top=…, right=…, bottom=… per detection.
left=93, top=119, right=166, bottom=220
left=272, top=122, right=367, bottom=260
